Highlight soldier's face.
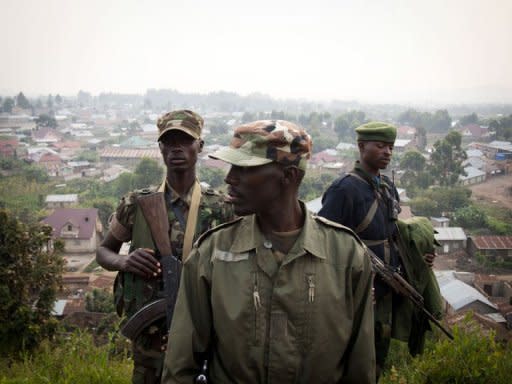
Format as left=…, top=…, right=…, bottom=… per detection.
left=359, top=141, right=393, bottom=172
left=159, top=130, right=203, bottom=172
left=224, top=163, right=283, bottom=216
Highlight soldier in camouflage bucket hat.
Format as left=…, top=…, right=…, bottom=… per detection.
left=210, top=120, right=312, bottom=170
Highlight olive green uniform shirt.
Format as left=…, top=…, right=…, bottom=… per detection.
left=162, top=204, right=375, bottom=384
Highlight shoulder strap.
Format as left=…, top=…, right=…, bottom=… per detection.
left=347, top=171, right=381, bottom=234
left=183, top=180, right=202, bottom=262
left=354, top=198, right=379, bottom=234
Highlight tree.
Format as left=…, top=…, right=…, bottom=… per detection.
left=459, top=112, right=478, bottom=126
left=92, top=199, right=115, bottom=232
left=55, top=94, right=63, bottom=105
left=199, top=167, right=226, bottom=189
left=429, top=131, right=466, bottom=186
left=400, top=150, right=426, bottom=172
left=488, top=114, right=512, bottom=141
left=114, top=172, right=136, bottom=196
left=133, top=158, right=163, bottom=189
left=454, top=205, right=487, bottom=229
left=85, top=289, right=115, bottom=313
left=409, top=196, right=439, bottom=217
left=0, top=209, right=64, bottom=354
left=415, top=125, right=427, bottom=150
left=16, top=92, right=31, bottom=109
left=2, top=97, right=14, bottom=113
left=334, top=110, right=366, bottom=140
left=35, top=114, right=57, bottom=128
left=47, top=94, right=53, bottom=109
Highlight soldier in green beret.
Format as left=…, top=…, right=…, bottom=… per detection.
left=162, top=120, right=375, bottom=384
left=96, top=110, right=233, bottom=384
left=319, top=121, right=437, bottom=380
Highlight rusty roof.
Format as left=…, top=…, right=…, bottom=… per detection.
left=471, top=236, right=512, bottom=250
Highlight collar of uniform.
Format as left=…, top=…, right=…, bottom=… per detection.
left=229, top=201, right=325, bottom=260
left=353, top=161, right=381, bottom=190
left=159, top=179, right=194, bottom=206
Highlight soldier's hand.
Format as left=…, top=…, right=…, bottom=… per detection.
left=423, top=252, right=436, bottom=268
left=122, top=248, right=161, bottom=278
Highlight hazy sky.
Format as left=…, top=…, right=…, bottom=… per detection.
left=1, top=0, right=511, bottom=103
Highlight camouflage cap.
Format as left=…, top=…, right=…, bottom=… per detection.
left=156, top=110, right=203, bottom=141
left=210, top=120, right=312, bottom=170
left=356, top=121, right=397, bottom=143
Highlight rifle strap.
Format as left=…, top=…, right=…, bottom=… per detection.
left=363, top=239, right=391, bottom=264
left=347, top=172, right=381, bottom=235
left=183, top=180, right=201, bottom=262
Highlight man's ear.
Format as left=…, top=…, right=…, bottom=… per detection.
left=358, top=141, right=365, bottom=151
left=282, top=165, right=301, bottom=186
left=198, top=139, right=204, bottom=153
left=158, top=140, right=164, bottom=153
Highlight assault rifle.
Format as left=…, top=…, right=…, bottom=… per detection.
left=368, top=249, right=454, bottom=340
left=120, top=192, right=182, bottom=341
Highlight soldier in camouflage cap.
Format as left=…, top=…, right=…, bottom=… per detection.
left=97, top=109, right=233, bottom=384
left=210, top=119, right=312, bottom=170
left=162, top=120, right=375, bottom=383
left=156, top=109, right=203, bottom=140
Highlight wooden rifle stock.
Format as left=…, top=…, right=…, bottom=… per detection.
left=136, top=192, right=181, bottom=331
left=368, top=249, right=454, bottom=340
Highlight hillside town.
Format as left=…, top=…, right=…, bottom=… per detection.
left=1, top=90, right=512, bottom=344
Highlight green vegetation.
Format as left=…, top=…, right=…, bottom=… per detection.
left=299, top=171, right=336, bottom=201
left=409, top=186, right=471, bottom=217
left=397, top=108, right=452, bottom=133
left=0, top=332, right=131, bottom=384
left=487, top=114, right=512, bottom=141
left=0, top=314, right=508, bottom=383
left=85, top=289, right=115, bottom=313
left=429, top=131, right=467, bottom=187
left=0, top=210, right=64, bottom=355
left=381, top=315, right=512, bottom=384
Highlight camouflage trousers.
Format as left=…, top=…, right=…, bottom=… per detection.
left=131, top=319, right=167, bottom=384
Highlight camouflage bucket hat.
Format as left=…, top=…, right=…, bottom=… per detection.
left=157, top=109, right=203, bottom=141
left=356, top=121, right=397, bottom=143
left=210, top=120, right=312, bottom=170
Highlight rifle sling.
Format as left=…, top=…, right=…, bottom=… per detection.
left=347, top=172, right=380, bottom=235
left=161, top=178, right=202, bottom=262
left=183, top=180, right=201, bottom=262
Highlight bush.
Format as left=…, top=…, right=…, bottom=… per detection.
left=0, top=210, right=64, bottom=354
left=381, top=314, right=512, bottom=384
left=0, top=331, right=131, bottom=384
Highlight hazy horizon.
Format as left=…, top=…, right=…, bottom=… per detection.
left=2, top=0, right=512, bottom=105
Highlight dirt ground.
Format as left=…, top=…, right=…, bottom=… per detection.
left=469, top=174, right=512, bottom=210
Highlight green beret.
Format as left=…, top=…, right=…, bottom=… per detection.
left=355, top=121, right=397, bottom=143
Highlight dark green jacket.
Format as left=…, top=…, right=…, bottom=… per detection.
left=394, top=217, right=444, bottom=355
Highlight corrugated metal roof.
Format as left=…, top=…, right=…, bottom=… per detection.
left=434, top=227, right=467, bottom=241
left=45, top=194, right=78, bottom=203
left=484, top=312, right=506, bottom=323
left=466, top=149, right=483, bottom=158
left=99, top=148, right=161, bottom=159
left=52, top=299, right=67, bottom=316
left=394, top=139, right=411, bottom=147
left=460, top=166, right=485, bottom=180
left=471, top=236, right=512, bottom=250
left=488, top=141, right=512, bottom=151
left=435, top=270, right=497, bottom=311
